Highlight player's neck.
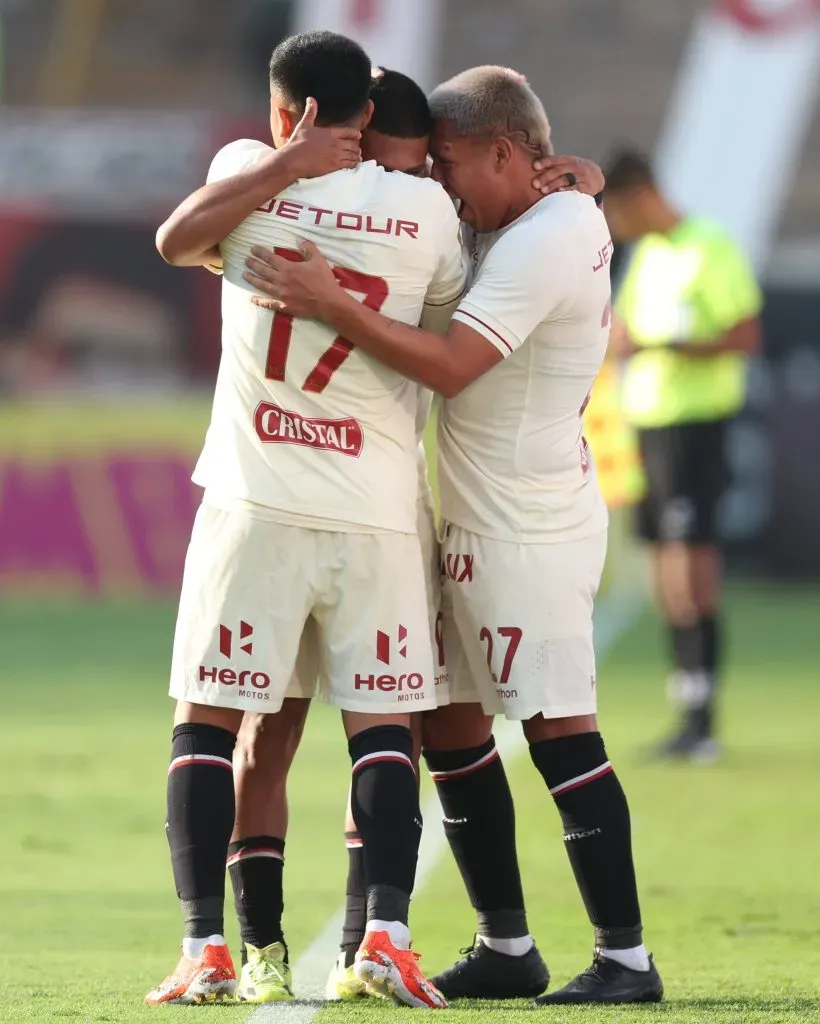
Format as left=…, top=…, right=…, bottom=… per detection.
left=499, top=190, right=541, bottom=230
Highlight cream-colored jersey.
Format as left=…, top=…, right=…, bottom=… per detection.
left=439, top=192, right=611, bottom=542
left=193, top=140, right=465, bottom=534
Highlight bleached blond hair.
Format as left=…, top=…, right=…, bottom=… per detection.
left=429, top=65, right=552, bottom=153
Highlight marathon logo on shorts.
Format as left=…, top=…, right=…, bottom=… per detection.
left=254, top=401, right=363, bottom=457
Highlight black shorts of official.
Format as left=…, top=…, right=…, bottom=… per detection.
left=635, top=419, right=729, bottom=545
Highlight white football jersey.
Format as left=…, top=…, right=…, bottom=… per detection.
left=439, top=192, right=612, bottom=542
left=193, top=140, right=465, bottom=533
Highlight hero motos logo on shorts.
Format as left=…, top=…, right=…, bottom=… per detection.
left=254, top=401, right=363, bottom=457
left=199, top=620, right=270, bottom=695
left=376, top=625, right=407, bottom=664
left=357, top=626, right=424, bottom=700
left=354, top=672, right=424, bottom=693
left=219, top=620, right=253, bottom=657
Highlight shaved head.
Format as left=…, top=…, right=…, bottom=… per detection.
left=429, top=65, right=552, bottom=153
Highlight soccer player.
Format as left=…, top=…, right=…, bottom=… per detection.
left=244, top=65, right=665, bottom=1006
left=604, top=151, right=763, bottom=760
left=146, top=31, right=469, bottom=1008
left=230, top=66, right=606, bottom=1005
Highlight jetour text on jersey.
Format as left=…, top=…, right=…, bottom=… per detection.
left=255, top=197, right=421, bottom=239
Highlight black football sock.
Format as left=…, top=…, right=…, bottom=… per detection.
left=669, top=620, right=706, bottom=676
left=701, top=614, right=720, bottom=676
left=669, top=617, right=719, bottom=736
left=341, top=831, right=366, bottom=967
left=699, top=613, right=721, bottom=731
left=424, top=738, right=529, bottom=944
left=167, top=723, right=236, bottom=939
left=349, top=725, right=421, bottom=928
left=227, top=834, right=285, bottom=956
left=529, top=733, right=643, bottom=953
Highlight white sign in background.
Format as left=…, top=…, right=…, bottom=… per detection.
left=655, top=0, right=820, bottom=271
left=294, top=0, right=443, bottom=90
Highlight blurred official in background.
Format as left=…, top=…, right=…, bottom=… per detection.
left=604, top=151, right=763, bottom=762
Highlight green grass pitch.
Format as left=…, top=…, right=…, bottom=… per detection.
left=2, top=586, right=820, bottom=1023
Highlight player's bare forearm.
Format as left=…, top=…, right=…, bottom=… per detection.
left=157, top=103, right=361, bottom=268
left=244, top=240, right=502, bottom=396
left=155, top=149, right=300, bottom=267
left=318, top=289, right=473, bottom=397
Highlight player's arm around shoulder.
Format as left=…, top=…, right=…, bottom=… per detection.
left=156, top=139, right=279, bottom=268
left=155, top=99, right=361, bottom=268
left=243, top=200, right=579, bottom=398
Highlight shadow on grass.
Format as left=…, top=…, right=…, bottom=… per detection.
left=438, top=995, right=820, bottom=1014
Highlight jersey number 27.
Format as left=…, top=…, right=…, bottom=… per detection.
left=264, top=246, right=389, bottom=393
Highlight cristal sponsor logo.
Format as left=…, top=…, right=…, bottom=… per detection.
left=376, top=625, right=407, bottom=665
left=441, top=553, right=474, bottom=583
left=354, top=672, right=424, bottom=692
left=254, top=401, right=363, bottom=457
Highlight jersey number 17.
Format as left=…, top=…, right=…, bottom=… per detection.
left=264, top=246, right=389, bottom=393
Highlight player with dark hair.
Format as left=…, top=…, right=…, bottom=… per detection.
left=364, top=67, right=433, bottom=177
left=147, top=31, right=464, bottom=1008
left=267, top=30, right=373, bottom=124
left=604, top=149, right=762, bottom=760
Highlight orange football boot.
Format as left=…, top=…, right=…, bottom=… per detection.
left=145, top=943, right=237, bottom=1005
left=354, top=930, right=447, bottom=1009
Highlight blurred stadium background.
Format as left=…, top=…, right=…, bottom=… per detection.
left=1, top=2, right=819, bottom=1022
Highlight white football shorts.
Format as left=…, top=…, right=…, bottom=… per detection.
left=169, top=504, right=435, bottom=714
left=438, top=522, right=607, bottom=720
left=285, top=486, right=447, bottom=701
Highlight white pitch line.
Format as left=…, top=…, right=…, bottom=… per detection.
left=247, top=587, right=644, bottom=1023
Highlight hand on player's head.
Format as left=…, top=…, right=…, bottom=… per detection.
left=244, top=241, right=337, bottom=319
left=531, top=155, right=605, bottom=199
left=285, top=97, right=362, bottom=180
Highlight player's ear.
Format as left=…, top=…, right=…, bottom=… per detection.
left=493, top=136, right=515, bottom=171
left=357, top=99, right=375, bottom=133
left=276, top=106, right=297, bottom=141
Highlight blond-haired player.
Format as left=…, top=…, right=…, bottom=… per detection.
left=246, top=65, right=664, bottom=1007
